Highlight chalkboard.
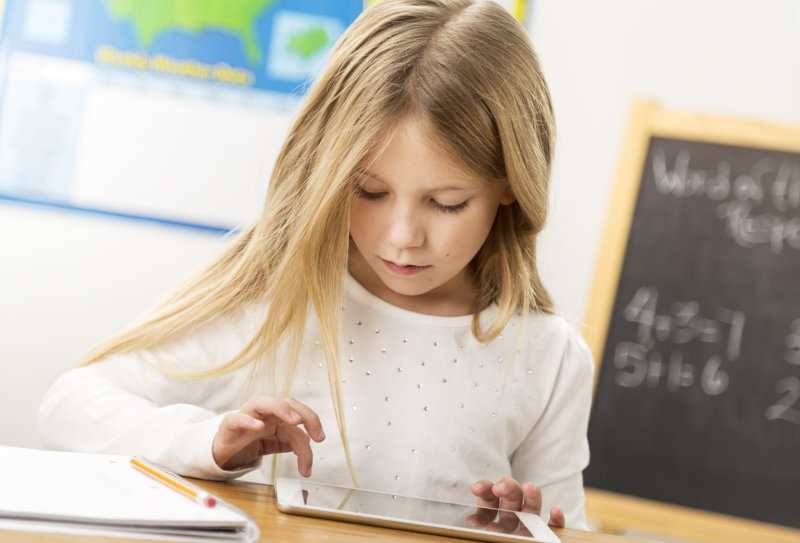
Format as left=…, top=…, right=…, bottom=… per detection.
left=582, top=102, right=800, bottom=541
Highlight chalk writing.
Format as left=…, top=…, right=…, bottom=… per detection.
left=586, top=133, right=800, bottom=529
left=765, top=320, right=800, bottom=426
left=613, top=286, right=743, bottom=396
left=652, top=147, right=800, bottom=254
left=766, top=376, right=800, bottom=425
left=786, top=319, right=800, bottom=365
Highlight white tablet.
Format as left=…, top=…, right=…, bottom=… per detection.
left=274, top=478, right=560, bottom=543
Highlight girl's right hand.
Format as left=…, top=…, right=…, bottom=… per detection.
left=470, top=478, right=565, bottom=532
left=212, top=395, right=325, bottom=475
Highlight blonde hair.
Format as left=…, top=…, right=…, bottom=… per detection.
left=78, top=0, right=555, bottom=484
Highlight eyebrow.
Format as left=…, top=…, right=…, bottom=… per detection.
left=358, top=169, right=478, bottom=192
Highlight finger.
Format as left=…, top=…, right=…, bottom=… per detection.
left=242, top=396, right=326, bottom=444
left=275, top=423, right=314, bottom=477
left=256, top=428, right=313, bottom=473
left=548, top=506, right=565, bottom=528
left=520, top=482, right=543, bottom=515
left=465, top=508, right=495, bottom=528
left=241, top=396, right=303, bottom=426
left=213, top=412, right=264, bottom=467
left=492, top=477, right=524, bottom=511
left=284, top=397, right=326, bottom=442
left=490, top=477, right=523, bottom=532
left=491, top=513, right=521, bottom=534
left=217, top=412, right=264, bottom=446
left=470, top=480, right=500, bottom=508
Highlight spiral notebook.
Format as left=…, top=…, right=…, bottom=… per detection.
left=0, top=446, right=259, bottom=542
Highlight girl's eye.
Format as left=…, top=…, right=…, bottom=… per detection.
left=356, top=185, right=468, bottom=213
left=355, top=186, right=385, bottom=200
left=432, top=200, right=469, bottom=214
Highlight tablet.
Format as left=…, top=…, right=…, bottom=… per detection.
left=274, top=478, right=560, bottom=543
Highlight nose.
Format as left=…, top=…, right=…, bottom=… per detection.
left=387, top=204, right=424, bottom=249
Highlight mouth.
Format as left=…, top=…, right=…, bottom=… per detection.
left=381, top=259, right=431, bottom=276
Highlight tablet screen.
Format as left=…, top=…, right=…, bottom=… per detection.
left=274, top=478, right=560, bottom=543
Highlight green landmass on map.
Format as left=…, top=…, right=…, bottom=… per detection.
left=102, top=0, right=276, bottom=65
left=287, top=27, right=329, bottom=59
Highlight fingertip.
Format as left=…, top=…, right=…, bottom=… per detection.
left=522, top=482, right=537, bottom=495
left=485, top=523, right=502, bottom=534
left=475, top=480, right=493, bottom=493
left=250, top=418, right=264, bottom=430
left=548, top=506, right=566, bottom=527
left=492, top=482, right=508, bottom=496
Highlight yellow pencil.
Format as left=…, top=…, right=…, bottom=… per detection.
left=130, top=456, right=217, bottom=508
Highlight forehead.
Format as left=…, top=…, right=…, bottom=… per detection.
left=364, top=118, right=486, bottom=187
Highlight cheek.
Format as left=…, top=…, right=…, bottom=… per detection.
left=349, top=199, right=366, bottom=234
left=440, top=210, right=496, bottom=261
left=466, top=207, right=499, bottom=253
left=349, top=199, right=375, bottom=245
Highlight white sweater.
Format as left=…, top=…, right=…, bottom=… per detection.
left=38, top=274, right=594, bottom=528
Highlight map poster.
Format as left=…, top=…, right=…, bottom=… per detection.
left=0, top=0, right=363, bottom=231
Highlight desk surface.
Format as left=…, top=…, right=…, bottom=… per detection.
left=1, top=479, right=650, bottom=543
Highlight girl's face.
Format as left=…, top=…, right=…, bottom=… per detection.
left=348, top=119, right=514, bottom=316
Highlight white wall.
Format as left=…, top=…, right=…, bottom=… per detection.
left=3, top=0, right=800, bottom=449
left=0, top=205, right=230, bottom=447
left=531, top=0, right=800, bottom=324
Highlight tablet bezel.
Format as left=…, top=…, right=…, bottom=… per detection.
left=274, top=477, right=560, bottom=543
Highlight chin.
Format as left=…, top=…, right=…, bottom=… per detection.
left=379, top=277, right=437, bottom=298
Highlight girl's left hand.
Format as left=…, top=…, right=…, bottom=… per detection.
left=469, top=477, right=565, bottom=534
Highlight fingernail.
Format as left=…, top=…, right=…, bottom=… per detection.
left=317, top=429, right=326, bottom=441
left=495, top=483, right=507, bottom=493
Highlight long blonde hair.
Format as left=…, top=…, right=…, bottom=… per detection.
left=78, top=0, right=555, bottom=483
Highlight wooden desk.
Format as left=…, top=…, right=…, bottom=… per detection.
left=0, top=479, right=651, bottom=543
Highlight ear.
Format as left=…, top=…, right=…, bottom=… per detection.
left=499, top=180, right=516, bottom=206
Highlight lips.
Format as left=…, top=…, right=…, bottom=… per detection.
left=381, top=258, right=430, bottom=276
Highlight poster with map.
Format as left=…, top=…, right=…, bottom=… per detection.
left=0, top=0, right=363, bottom=230
left=0, top=0, right=528, bottom=231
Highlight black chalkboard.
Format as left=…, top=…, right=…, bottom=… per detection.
left=583, top=111, right=800, bottom=532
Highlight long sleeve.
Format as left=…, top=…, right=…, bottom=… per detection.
left=37, top=309, right=263, bottom=480
left=510, top=326, right=595, bottom=530
left=38, top=275, right=597, bottom=528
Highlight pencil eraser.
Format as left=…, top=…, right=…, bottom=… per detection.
left=203, top=495, right=217, bottom=508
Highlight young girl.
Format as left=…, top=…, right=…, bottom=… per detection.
left=38, top=0, right=593, bottom=530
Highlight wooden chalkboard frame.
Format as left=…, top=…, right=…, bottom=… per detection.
left=582, top=100, right=800, bottom=543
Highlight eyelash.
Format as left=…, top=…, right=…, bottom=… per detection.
left=355, top=187, right=469, bottom=214
left=433, top=200, right=469, bottom=213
